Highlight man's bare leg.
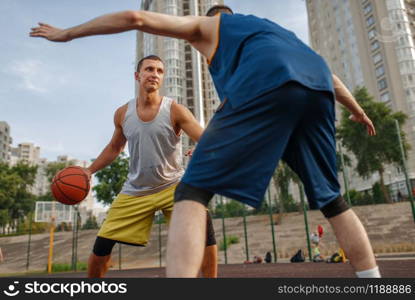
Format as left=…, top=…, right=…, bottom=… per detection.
left=87, top=253, right=112, bottom=278
left=166, top=200, right=206, bottom=277
left=328, top=209, right=379, bottom=276
left=200, top=244, right=218, bottom=278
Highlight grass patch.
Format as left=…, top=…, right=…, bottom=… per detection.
left=219, top=235, right=239, bottom=251
left=47, top=262, right=87, bottom=273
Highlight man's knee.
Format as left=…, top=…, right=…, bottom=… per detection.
left=174, top=182, right=214, bottom=207
left=92, top=236, right=117, bottom=256
left=320, top=196, right=350, bottom=219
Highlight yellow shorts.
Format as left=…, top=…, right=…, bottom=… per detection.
left=97, top=184, right=175, bottom=246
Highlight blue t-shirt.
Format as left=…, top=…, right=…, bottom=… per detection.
left=209, top=13, right=334, bottom=108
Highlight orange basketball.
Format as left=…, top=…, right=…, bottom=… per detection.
left=51, top=166, right=90, bottom=205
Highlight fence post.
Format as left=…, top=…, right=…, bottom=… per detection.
left=242, top=204, right=249, bottom=262
left=338, top=142, right=351, bottom=206
left=299, top=183, right=312, bottom=262
left=26, top=210, right=33, bottom=271
left=220, top=196, right=228, bottom=264
left=395, top=119, right=415, bottom=223
left=267, top=187, right=277, bottom=262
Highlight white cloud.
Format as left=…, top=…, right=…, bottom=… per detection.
left=7, top=59, right=68, bottom=94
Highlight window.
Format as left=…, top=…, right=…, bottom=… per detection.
left=367, top=16, right=375, bottom=27
left=371, top=40, right=380, bottom=51
left=363, top=3, right=372, bottom=15
left=373, top=53, right=382, bottom=64
left=380, top=92, right=390, bottom=102
left=368, top=28, right=377, bottom=39
left=375, top=65, right=385, bottom=77
left=378, top=78, right=387, bottom=91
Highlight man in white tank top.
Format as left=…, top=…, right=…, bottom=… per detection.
left=83, top=55, right=217, bottom=278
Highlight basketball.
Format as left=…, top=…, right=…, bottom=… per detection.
left=51, top=166, right=90, bottom=205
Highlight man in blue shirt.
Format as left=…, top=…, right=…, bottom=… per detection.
left=30, top=4, right=379, bottom=278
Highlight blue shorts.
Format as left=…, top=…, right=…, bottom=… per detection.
left=182, top=81, right=341, bottom=209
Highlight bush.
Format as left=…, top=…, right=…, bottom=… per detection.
left=82, top=215, right=99, bottom=230
left=346, top=189, right=372, bottom=206
left=371, top=182, right=386, bottom=204
left=219, top=235, right=239, bottom=251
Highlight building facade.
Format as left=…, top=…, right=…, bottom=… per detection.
left=0, top=121, right=12, bottom=163
left=11, top=143, right=41, bottom=165
left=306, top=0, right=415, bottom=198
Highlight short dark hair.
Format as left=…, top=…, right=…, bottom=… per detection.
left=206, top=5, right=233, bottom=17
left=136, top=55, right=164, bottom=72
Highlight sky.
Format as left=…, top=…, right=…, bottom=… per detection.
left=0, top=0, right=309, bottom=164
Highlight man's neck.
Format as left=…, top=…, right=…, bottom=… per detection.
left=138, top=90, right=162, bottom=107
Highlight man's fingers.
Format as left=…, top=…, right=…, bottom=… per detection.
left=368, top=124, right=376, bottom=136
left=29, top=32, right=47, bottom=38
left=38, top=22, right=52, bottom=28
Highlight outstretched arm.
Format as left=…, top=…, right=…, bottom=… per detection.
left=29, top=10, right=217, bottom=57
left=30, top=11, right=199, bottom=41
left=85, top=106, right=127, bottom=178
left=332, top=74, right=376, bottom=136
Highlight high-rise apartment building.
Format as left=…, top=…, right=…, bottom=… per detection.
left=136, top=0, right=222, bottom=158
left=11, top=143, right=40, bottom=165
left=0, top=121, right=12, bottom=163
left=306, top=0, right=415, bottom=197
left=10, top=143, right=45, bottom=196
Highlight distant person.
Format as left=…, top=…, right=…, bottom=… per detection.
left=253, top=256, right=263, bottom=264
left=397, top=191, right=403, bottom=202
left=30, top=3, right=379, bottom=278
left=0, top=247, right=3, bottom=263
left=265, top=251, right=272, bottom=263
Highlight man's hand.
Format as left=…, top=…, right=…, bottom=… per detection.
left=349, top=112, right=376, bottom=136
left=29, top=23, right=70, bottom=42
left=185, top=148, right=195, bottom=157
left=83, top=168, right=92, bottom=180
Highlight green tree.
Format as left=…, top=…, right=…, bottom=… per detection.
left=93, top=152, right=129, bottom=205
left=272, top=162, right=299, bottom=213
left=10, top=162, right=38, bottom=213
left=336, top=151, right=352, bottom=173
left=213, top=200, right=246, bottom=218
left=0, top=209, right=10, bottom=234
left=273, top=161, right=300, bottom=213
left=347, top=189, right=371, bottom=206
left=0, top=162, right=37, bottom=232
left=10, top=163, right=38, bottom=231
left=45, top=161, right=70, bottom=182
left=0, top=163, right=20, bottom=210
left=337, top=87, right=409, bottom=203
left=371, top=182, right=386, bottom=204
left=82, top=214, right=99, bottom=230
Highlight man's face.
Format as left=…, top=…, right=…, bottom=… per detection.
left=135, top=59, right=164, bottom=93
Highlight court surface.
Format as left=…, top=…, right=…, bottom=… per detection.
left=30, top=259, right=415, bottom=278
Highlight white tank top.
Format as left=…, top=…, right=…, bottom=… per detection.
left=120, top=96, right=184, bottom=196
